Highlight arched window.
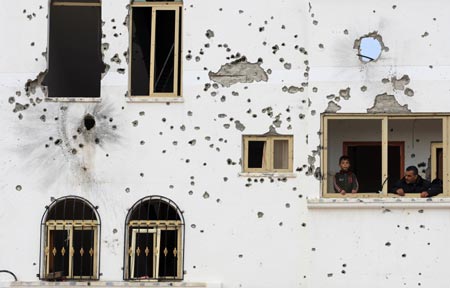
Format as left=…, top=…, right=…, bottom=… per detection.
left=124, top=196, right=184, bottom=280
left=39, top=196, right=101, bottom=280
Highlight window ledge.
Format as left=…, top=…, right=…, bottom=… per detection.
left=126, top=97, right=184, bottom=103
left=9, top=281, right=218, bottom=288
left=239, top=172, right=297, bottom=178
left=45, top=97, right=102, bottom=103
left=307, top=197, right=450, bottom=209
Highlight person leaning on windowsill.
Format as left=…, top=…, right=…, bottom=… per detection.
left=390, top=165, right=431, bottom=197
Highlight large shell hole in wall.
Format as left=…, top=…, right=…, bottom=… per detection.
left=358, top=37, right=382, bottom=62
left=84, top=114, right=96, bottom=130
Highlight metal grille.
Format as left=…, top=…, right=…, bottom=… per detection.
left=124, top=195, right=184, bottom=281
left=39, top=196, right=101, bottom=281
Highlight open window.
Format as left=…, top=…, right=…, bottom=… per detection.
left=322, top=114, right=449, bottom=197
left=243, top=132, right=293, bottom=173
left=39, top=196, right=100, bottom=280
left=43, top=0, right=104, bottom=98
left=129, top=0, right=182, bottom=98
left=124, top=196, right=184, bottom=281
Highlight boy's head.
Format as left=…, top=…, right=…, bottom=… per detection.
left=339, top=155, right=351, bottom=171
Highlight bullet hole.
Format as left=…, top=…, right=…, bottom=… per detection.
left=402, top=253, right=407, bottom=258
left=205, top=29, right=215, bottom=39
left=140, top=140, right=145, bottom=145
left=301, top=222, right=306, bottom=227
left=40, top=115, right=46, bottom=122
left=385, top=242, right=391, bottom=247
left=132, top=120, right=138, bottom=127
left=418, top=209, right=424, bottom=213
left=284, top=63, right=292, bottom=69
left=125, top=187, right=130, bottom=193
left=95, top=138, right=100, bottom=144
left=238, top=254, right=243, bottom=258
left=203, top=192, right=210, bottom=199
left=188, top=191, right=193, bottom=195
left=285, top=203, right=291, bottom=208
left=16, top=185, right=22, bottom=191
left=257, top=212, right=264, bottom=218
left=421, top=32, right=429, bottom=38
left=113, top=229, right=118, bottom=234
left=327, top=273, right=333, bottom=277
left=318, top=43, right=324, bottom=49
left=191, top=224, right=196, bottom=229
left=71, top=149, right=77, bottom=155
left=84, top=114, right=96, bottom=130
left=223, top=177, right=228, bottom=182
left=188, top=139, right=196, bottom=146
left=54, top=139, right=62, bottom=145
left=404, top=88, right=415, bottom=97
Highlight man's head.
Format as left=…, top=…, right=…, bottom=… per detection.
left=339, top=155, right=351, bottom=171
left=404, top=166, right=419, bottom=184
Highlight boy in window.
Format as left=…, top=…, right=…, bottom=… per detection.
left=333, top=155, right=359, bottom=195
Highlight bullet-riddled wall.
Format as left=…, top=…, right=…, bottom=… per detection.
left=1, top=0, right=450, bottom=287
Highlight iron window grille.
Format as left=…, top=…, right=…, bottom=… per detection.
left=123, top=195, right=185, bottom=281
left=39, top=196, right=101, bottom=281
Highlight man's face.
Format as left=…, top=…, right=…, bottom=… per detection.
left=340, top=159, right=350, bottom=171
left=404, top=170, right=418, bottom=184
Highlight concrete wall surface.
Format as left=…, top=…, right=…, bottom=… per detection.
left=1, top=0, right=450, bottom=287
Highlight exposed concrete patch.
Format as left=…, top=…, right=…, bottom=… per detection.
left=353, top=31, right=389, bottom=62
left=282, top=85, right=303, bottom=94
left=208, top=57, right=268, bottom=87
left=391, top=75, right=410, bottom=90
left=367, top=93, right=411, bottom=113
left=339, top=87, right=351, bottom=100
left=25, top=71, right=47, bottom=96
left=325, top=101, right=341, bottom=113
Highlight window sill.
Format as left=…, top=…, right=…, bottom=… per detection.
left=239, top=172, right=297, bottom=178
left=10, top=281, right=217, bottom=287
left=307, top=197, right=450, bottom=209
left=126, top=97, right=184, bottom=103
left=45, top=97, right=102, bottom=103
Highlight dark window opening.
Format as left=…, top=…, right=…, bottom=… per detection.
left=130, top=7, right=152, bottom=96
left=153, top=10, right=175, bottom=93
left=247, top=141, right=265, bottom=168
left=345, top=142, right=404, bottom=192
left=44, top=1, right=104, bottom=98
left=158, top=230, right=178, bottom=277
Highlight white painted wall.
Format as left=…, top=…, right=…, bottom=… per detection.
left=1, top=0, right=450, bottom=287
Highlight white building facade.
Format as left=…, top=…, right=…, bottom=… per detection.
left=1, top=0, right=450, bottom=287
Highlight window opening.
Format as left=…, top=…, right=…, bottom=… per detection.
left=322, top=115, right=447, bottom=198
left=129, top=1, right=182, bottom=97
left=358, top=37, right=382, bottom=62
left=39, top=196, right=100, bottom=280
left=43, top=0, right=104, bottom=98
left=124, top=196, right=184, bottom=281
left=243, top=131, right=293, bottom=173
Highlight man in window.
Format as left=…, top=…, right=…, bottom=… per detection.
left=390, top=166, right=431, bottom=197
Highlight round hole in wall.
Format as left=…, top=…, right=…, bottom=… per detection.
left=359, top=37, right=382, bottom=62
left=84, top=114, right=96, bottom=130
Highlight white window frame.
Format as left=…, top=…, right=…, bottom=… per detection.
left=321, top=113, right=450, bottom=198
left=128, top=1, right=182, bottom=99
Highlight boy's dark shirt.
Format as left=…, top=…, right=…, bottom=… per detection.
left=390, top=175, right=431, bottom=194
left=334, top=170, right=359, bottom=193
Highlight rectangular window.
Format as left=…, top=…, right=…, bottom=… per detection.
left=322, top=114, right=449, bottom=197
left=45, top=223, right=98, bottom=279
left=44, top=0, right=103, bottom=98
left=129, top=1, right=182, bottom=98
left=127, top=221, right=182, bottom=280
left=243, top=135, right=293, bottom=173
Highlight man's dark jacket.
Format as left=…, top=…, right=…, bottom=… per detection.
left=390, top=175, right=431, bottom=194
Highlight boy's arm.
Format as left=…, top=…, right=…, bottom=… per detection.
left=352, top=174, right=359, bottom=192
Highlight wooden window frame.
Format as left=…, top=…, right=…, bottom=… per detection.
left=128, top=1, right=182, bottom=98
left=127, top=221, right=183, bottom=280
left=321, top=114, right=450, bottom=198
left=45, top=221, right=99, bottom=280
left=243, top=135, right=293, bottom=173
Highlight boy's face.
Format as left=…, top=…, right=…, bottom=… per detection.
left=340, top=159, right=350, bottom=171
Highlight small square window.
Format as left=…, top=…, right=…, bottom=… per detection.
left=243, top=135, right=293, bottom=173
